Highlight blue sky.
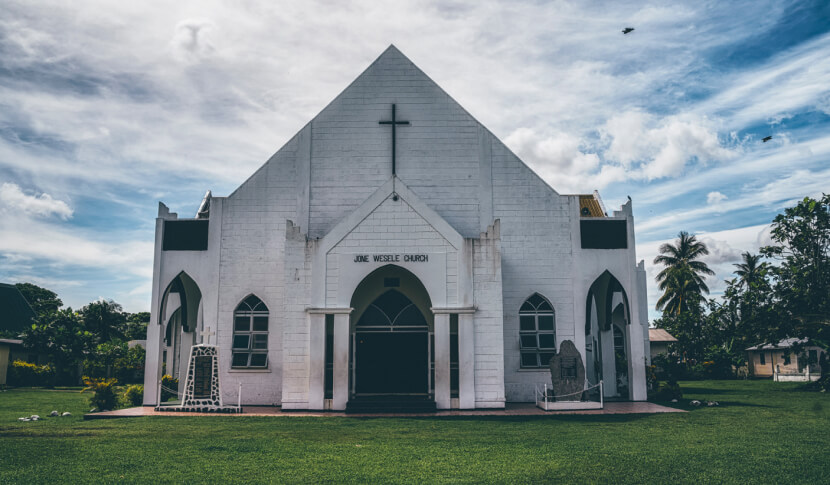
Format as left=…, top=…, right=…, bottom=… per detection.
left=0, top=0, right=828, bottom=320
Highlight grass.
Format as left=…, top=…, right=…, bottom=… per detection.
left=0, top=380, right=828, bottom=484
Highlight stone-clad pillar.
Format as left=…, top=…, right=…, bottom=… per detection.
left=458, top=313, right=476, bottom=409
left=434, top=313, right=451, bottom=409
left=332, top=312, right=351, bottom=410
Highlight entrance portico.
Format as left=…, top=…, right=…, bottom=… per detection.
left=289, top=176, right=504, bottom=411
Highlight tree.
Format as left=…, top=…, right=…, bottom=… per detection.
left=761, top=194, right=830, bottom=351
left=15, top=283, right=62, bottom=317
left=121, top=312, right=150, bottom=341
left=655, top=268, right=705, bottom=316
left=22, top=309, right=96, bottom=384
left=733, top=252, right=768, bottom=291
left=654, top=231, right=715, bottom=315
left=81, top=300, right=126, bottom=343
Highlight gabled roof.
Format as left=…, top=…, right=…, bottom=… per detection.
left=648, top=328, right=677, bottom=342
left=0, top=283, right=36, bottom=333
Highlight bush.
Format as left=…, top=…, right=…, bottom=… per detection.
left=654, top=381, right=683, bottom=401
left=81, top=376, right=119, bottom=411
left=161, top=375, right=178, bottom=402
left=122, top=384, right=144, bottom=407
left=8, top=360, right=55, bottom=387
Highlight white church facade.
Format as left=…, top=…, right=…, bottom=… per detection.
left=143, top=46, right=650, bottom=410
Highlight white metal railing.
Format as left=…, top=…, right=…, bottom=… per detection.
left=535, top=380, right=603, bottom=410
left=156, top=381, right=183, bottom=407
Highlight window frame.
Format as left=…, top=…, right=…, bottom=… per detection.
left=519, top=294, right=556, bottom=369
left=231, top=295, right=269, bottom=369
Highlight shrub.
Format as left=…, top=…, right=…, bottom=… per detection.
left=81, top=376, right=119, bottom=411
left=161, top=375, right=179, bottom=402
left=8, top=360, right=55, bottom=387
left=655, top=381, right=683, bottom=401
left=122, top=384, right=144, bottom=407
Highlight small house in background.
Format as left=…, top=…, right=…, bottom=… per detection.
left=0, top=283, right=38, bottom=386
left=746, top=338, right=825, bottom=382
left=648, top=328, right=677, bottom=359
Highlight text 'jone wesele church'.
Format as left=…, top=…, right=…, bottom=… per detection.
left=143, top=46, right=650, bottom=411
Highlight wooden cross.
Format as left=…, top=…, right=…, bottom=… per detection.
left=200, top=327, right=215, bottom=345
left=378, top=104, right=409, bottom=176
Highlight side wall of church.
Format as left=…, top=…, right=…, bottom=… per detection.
left=214, top=134, right=303, bottom=405
left=488, top=133, right=580, bottom=402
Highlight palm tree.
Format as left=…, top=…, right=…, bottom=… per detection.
left=733, top=252, right=767, bottom=290
left=655, top=267, right=705, bottom=315
left=653, top=231, right=715, bottom=315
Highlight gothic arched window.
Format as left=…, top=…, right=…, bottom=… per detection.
left=231, top=295, right=269, bottom=368
left=519, top=293, right=556, bottom=368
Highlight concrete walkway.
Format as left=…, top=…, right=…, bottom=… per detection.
left=85, top=401, right=684, bottom=419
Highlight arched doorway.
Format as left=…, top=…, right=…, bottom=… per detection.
left=158, top=272, right=202, bottom=385
left=350, top=265, right=433, bottom=398
left=585, top=271, right=631, bottom=399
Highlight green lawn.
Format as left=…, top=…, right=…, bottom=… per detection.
left=0, top=381, right=828, bottom=484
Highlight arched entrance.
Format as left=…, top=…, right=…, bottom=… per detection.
left=585, top=270, right=631, bottom=399
left=158, top=272, right=202, bottom=385
left=350, top=265, right=433, bottom=398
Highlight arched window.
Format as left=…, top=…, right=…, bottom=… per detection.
left=519, top=293, right=556, bottom=368
left=232, top=295, right=269, bottom=368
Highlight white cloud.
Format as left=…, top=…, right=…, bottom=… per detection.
left=0, top=211, right=152, bottom=278
left=707, top=191, right=727, bottom=205
left=170, top=18, right=217, bottom=63
left=0, top=182, right=73, bottom=219
left=602, top=112, right=736, bottom=181
left=504, top=127, right=601, bottom=192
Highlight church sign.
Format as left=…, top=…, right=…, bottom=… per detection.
left=353, top=254, right=430, bottom=263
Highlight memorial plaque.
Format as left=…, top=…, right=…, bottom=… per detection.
left=549, top=340, right=585, bottom=402
left=192, top=355, right=213, bottom=399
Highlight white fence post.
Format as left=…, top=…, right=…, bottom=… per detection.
left=600, top=380, right=604, bottom=409
left=237, top=381, right=242, bottom=412
left=157, top=380, right=161, bottom=408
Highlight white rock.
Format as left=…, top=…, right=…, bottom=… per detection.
left=670, top=399, right=678, bottom=403
left=50, top=410, right=59, bottom=417
left=707, top=401, right=719, bottom=407
left=690, top=400, right=701, bottom=406
left=30, top=415, right=40, bottom=420
left=18, top=417, right=28, bottom=421
left=62, top=412, right=72, bottom=417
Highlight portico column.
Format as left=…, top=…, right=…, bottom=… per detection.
left=434, top=313, right=451, bottom=409
left=308, top=313, right=325, bottom=410
left=458, top=313, right=476, bottom=409
left=332, top=312, right=351, bottom=410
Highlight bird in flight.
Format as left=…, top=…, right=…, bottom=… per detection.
left=762, top=136, right=772, bottom=142
left=622, top=27, right=635, bottom=34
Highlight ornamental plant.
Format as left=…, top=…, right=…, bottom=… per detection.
left=122, top=384, right=144, bottom=407
left=81, top=376, right=119, bottom=411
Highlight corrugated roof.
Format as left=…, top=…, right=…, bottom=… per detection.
left=649, top=328, right=678, bottom=342
left=746, top=338, right=809, bottom=351
left=0, top=338, right=24, bottom=345
left=0, top=283, right=36, bottom=332
left=579, top=195, right=604, bottom=217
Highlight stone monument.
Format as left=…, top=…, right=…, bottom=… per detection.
left=161, top=327, right=240, bottom=413
left=548, top=340, right=585, bottom=402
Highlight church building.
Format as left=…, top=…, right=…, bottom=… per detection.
left=143, top=46, right=650, bottom=410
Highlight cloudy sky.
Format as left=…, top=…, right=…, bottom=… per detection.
left=1, top=0, right=828, bottom=320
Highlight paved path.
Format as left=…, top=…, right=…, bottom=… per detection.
left=86, top=401, right=684, bottom=419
